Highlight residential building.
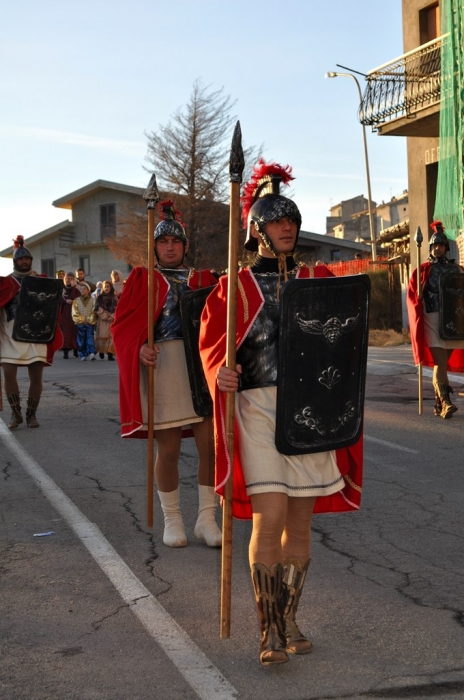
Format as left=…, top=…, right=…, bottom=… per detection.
left=1, top=178, right=372, bottom=276
left=298, top=230, right=371, bottom=264
left=361, top=0, right=461, bottom=269
left=326, top=192, right=409, bottom=248
left=0, top=180, right=146, bottom=282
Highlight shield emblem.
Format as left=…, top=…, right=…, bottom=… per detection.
left=439, top=273, right=464, bottom=341
left=180, top=286, right=215, bottom=417
left=12, top=276, right=62, bottom=343
left=276, top=274, right=370, bottom=455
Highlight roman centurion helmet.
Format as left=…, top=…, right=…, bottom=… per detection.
left=154, top=199, right=188, bottom=245
left=12, top=235, right=33, bottom=268
left=241, top=159, right=302, bottom=255
left=429, top=220, right=450, bottom=252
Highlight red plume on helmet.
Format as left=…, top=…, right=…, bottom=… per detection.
left=154, top=199, right=188, bottom=245
left=430, top=220, right=445, bottom=233
left=157, top=199, right=186, bottom=230
left=241, top=159, right=294, bottom=229
left=13, top=235, right=26, bottom=249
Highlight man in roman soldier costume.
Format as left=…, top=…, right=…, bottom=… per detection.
left=199, top=160, right=364, bottom=666
left=112, top=200, right=222, bottom=548
left=407, top=221, right=464, bottom=418
left=0, top=236, right=63, bottom=429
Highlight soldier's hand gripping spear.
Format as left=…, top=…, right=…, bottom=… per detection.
left=143, top=173, right=160, bottom=528
left=221, top=121, right=244, bottom=639
left=415, top=226, right=423, bottom=415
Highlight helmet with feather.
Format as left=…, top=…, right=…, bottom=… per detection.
left=241, top=159, right=302, bottom=255
left=429, top=220, right=450, bottom=253
left=12, top=235, right=33, bottom=269
left=154, top=200, right=188, bottom=245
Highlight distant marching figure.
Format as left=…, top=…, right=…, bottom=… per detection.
left=0, top=236, right=63, bottom=429
left=408, top=220, right=464, bottom=418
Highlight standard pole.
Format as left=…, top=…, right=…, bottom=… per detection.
left=415, top=226, right=423, bottom=414
left=143, top=174, right=160, bottom=527
left=221, top=121, right=244, bottom=639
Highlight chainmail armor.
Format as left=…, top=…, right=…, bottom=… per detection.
left=154, top=268, right=190, bottom=342
left=237, top=271, right=297, bottom=390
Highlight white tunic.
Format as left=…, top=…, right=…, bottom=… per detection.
left=0, top=311, right=47, bottom=365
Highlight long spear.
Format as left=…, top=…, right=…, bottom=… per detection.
left=221, top=121, right=244, bottom=639
left=143, top=173, right=160, bottom=528
left=414, top=226, right=423, bottom=415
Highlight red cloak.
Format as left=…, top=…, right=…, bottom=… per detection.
left=112, top=266, right=218, bottom=438
left=199, top=264, right=363, bottom=520
left=407, top=262, right=464, bottom=371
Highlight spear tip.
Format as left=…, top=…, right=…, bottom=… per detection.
left=229, top=120, right=245, bottom=184
left=143, top=172, right=160, bottom=209
left=414, top=226, right=423, bottom=246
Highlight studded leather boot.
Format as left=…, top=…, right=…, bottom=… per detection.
left=26, top=397, right=40, bottom=428
left=7, top=393, right=23, bottom=429
left=281, top=557, right=313, bottom=654
left=436, top=382, right=457, bottom=419
left=251, top=562, right=288, bottom=666
left=432, top=382, right=442, bottom=417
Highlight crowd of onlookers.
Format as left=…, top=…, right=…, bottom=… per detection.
left=56, top=268, right=125, bottom=362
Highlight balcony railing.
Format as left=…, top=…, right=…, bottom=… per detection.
left=360, top=36, right=443, bottom=127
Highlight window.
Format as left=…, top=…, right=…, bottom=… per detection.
left=41, top=259, right=55, bottom=278
left=79, top=256, right=90, bottom=275
left=100, top=203, right=116, bottom=240
left=419, top=3, right=440, bottom=44
left=331, top=250, right=341, bottom=262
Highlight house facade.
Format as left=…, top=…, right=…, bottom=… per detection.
left=361, top=0, right=461, bottom=269
left=0, top=180, right=146, bottom=283
left=327, top=192, right=409, bottom=249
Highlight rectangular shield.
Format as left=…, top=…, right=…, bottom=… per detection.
left=439, top=273, right=464, bottom=341
left=12, top=276, right=62, bottom=343
left=276, top=274, right=370, bottom=455
left=180, top=286, right=215, bottom=417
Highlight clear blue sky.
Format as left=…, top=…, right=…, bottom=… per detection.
left=0, top=0, right=407, bottom=274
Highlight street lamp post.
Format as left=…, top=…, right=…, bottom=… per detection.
left=325, top=71, right=377, bottom=262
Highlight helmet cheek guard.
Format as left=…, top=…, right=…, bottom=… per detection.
left=245, top=194, right=301, bottom=254
left=241, top=159, right=300, bottom=256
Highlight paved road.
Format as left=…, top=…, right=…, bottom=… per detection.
left=1, top=348, right=464, bottom=700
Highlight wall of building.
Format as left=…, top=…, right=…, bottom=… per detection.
left=72, top=188, right=145, bottom=245
left=69, top=244, right=127, bottom=284
left=402, top=0, right=438, bottom=52
left=68, top=188, right=144, bottom=282
left=407, top=136, right=439, bottom=268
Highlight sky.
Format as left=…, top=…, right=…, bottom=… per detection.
left=0, top=0, right=407, bottom=275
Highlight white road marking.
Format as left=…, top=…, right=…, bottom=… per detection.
left=0, top=419, right=238, bottom=700
left=364, top=434, right=418, bottom=454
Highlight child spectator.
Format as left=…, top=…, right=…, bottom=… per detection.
left=71, top=282, right=97, bottom=361
left=95, top=280, right=118, bottom=360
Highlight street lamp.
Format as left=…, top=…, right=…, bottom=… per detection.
left=325, top=71, right=377, bottom=262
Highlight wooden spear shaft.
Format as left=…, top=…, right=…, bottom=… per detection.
left=143, top=174, right=160, bottom=528
left=147, top=207, right=155, bottom=526
left=415, top=226, right=423, bottom=415
left=221, top=121, right=244, bottom=639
